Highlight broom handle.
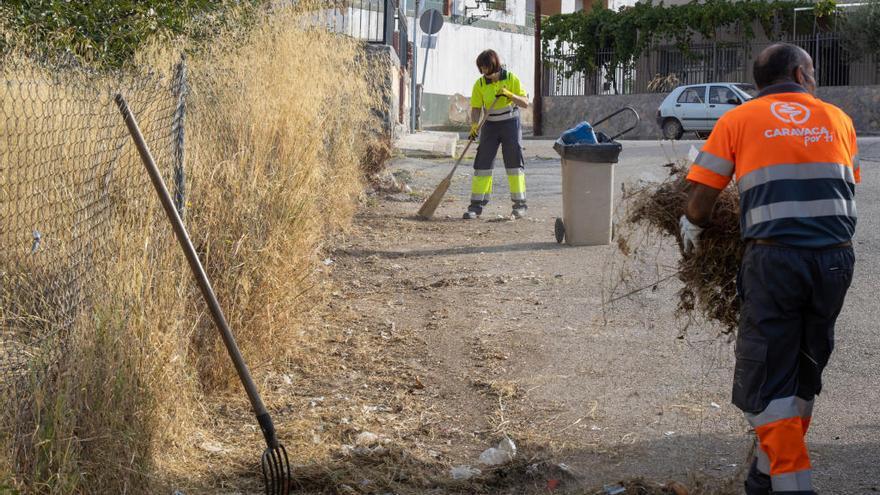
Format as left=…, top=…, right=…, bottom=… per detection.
left=115, top=94, right=279, bottom=448
left=448, top=95, right=502, bottom=177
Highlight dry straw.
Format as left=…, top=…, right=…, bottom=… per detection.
left=1, top=2, right=386, bottom=492
left=620, top=162, right=743, bottom=333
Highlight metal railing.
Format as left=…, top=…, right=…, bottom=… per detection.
left=392, top=0, right=409, bottom=68
left=329, top=0, right=385, bottom=42
left=323, top=0, right=409, bottom=67
left=544, top=34, right=880, bottom=96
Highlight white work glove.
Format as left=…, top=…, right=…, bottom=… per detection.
left=679, top=215, right=704, bottom=255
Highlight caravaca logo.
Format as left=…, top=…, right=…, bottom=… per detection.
left=765, top=101, right=833, bottom=146
left=770, top=102, right=811, bottom=125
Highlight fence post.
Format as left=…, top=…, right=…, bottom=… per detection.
left=533, top=0, right=543, bottom=136
left=712, top=42, right=718, bottom=82
left=383, top=0, right=395, bottom=45
left=172, top=55, right=188, bottom=220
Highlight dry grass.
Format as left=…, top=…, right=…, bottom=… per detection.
left=0, top=3, right=388, bottom=493
left=181, top=6, right=380, bottom=391
left=618, top=162, right=743, bottom=333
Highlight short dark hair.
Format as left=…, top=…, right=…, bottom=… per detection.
left=753, top=43, right=806, bottom=88
left=476, top=50, right=501, bottom=74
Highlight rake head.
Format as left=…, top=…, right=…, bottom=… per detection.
left=261, top=443, right=292, bottom=495
left=257, top=412, right=292, bottom=495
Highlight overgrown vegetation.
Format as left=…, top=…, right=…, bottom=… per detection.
left=542, top=0, right=809, bottom=76
left=0, top=3, right=386, bottom=492
left=839, top=0, right=880, bottom=60
left=0, top=0, right=263, bottom=68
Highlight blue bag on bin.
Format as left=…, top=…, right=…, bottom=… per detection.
left=560, top=121, right=597, bottom=145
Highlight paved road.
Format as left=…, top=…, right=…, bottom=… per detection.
left=391, top=136, right=880, bottom=493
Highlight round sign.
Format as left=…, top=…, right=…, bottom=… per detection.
left=419, top=8, right=444, bottom=35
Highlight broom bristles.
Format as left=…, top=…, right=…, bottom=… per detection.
left=416, top=175, right=451, bottom=219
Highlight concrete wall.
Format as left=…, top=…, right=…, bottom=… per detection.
left=543, top=86, right=880, bottom=139
left=543, top=93, right=667, bottom=139
left=415, top=20, right=536, bottom=128
left=416, top=24, right=535, bottom=100
left=414, top=0, right=610, bottom=128
left=817, top=86, right=880, bottom=135
left=446, top=0, right=531, bottom=29
left=420, top=92, right=534, bottom=129
left=365, top=44, right=410, bottom=138
left=413, top=0, right=587, bottom=128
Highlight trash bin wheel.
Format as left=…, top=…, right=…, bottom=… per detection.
left=554, top=218, right=565, bottom=244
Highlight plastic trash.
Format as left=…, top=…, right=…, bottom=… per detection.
left=560, top=121, right=598, bottom=145
left=355, top=431, right=379, bottom=446
left=604, top=484, right=626, bottom=495
left=479, top=437, right=517, bottom=465
left=450, top=465, right=481, bottom=480
left=498, top=437, right=517, bottom=457
left=479, top=448, right=508, bottom=465
left=557, top=463, right=575, bottom=476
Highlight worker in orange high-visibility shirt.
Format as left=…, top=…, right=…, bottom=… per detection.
left=681, top=43, right=859, bottom=495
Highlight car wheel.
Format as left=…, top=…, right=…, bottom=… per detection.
left=662, top=119, right=684, bottom=140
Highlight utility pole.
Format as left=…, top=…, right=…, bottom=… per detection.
left=410, top=0, right=420, bottom=133
left=533, top=0, right=543, bottom=136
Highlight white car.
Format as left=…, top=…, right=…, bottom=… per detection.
left=656, top=83, right=755, bottom=140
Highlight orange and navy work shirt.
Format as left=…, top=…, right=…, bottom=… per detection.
left=687, top=82, right=860, bottom=248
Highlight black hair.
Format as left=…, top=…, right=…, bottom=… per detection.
left=753, top=43, right=807, bottom=88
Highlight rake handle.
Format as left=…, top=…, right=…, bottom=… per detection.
left=115, top=94, right=279, bottom=449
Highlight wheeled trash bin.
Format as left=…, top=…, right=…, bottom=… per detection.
left=552, top=107, right=639, bottom=246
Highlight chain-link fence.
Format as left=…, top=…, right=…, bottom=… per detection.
left=0, top=60, right=185, bottom=393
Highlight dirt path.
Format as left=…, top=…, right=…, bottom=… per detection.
left=301, top=138, right=880, bottom=494
left=321, top=160, right=745, bottom=493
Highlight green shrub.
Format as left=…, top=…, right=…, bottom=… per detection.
left=0, top=1, right=261, bottom=68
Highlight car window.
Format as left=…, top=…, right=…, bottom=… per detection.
left=732, top=87, right=752, bottom=101
left=677, top=88, right=704, bottom=104
left=709, top=86, right=736, bottom=104
left=735, top=83, right=757, bottom=97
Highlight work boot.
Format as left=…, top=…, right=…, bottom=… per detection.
left=511, top=201, right=528, bottom=219
left=463, top=203, right=483, bottom=220
left=744, top=458, right=772, bottom=495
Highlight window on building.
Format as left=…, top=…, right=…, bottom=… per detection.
left=485, top=0, right=506, bottom=10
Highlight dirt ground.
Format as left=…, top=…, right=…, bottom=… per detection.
left=276, top=146, right=743, bottom=495
left=224, top=138, right=880, bottom=495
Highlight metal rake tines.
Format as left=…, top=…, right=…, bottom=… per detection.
left=261, top=444, right=292, bottom=495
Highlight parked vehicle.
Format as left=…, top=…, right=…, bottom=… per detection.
left=656, top=83, right=755, bottom=140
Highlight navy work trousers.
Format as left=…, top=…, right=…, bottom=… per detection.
left=734, top=242, right=854, bottom=494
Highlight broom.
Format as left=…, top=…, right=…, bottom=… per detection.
left=416, top=95, right=501, bottom=220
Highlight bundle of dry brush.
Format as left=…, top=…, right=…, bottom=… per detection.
left=622, top=163, right=743, bottom=333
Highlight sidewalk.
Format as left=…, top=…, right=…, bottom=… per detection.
left=394, top=131, right=459, bottom=158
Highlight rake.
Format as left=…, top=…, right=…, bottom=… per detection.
left=115, top=94, right=292, bottom=495
left=416, top=95, right=501, bottom=220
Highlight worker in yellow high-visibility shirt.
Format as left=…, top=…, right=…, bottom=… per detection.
left=463, top=49, right=531, bottom=220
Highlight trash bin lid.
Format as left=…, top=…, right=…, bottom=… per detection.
left=553, top=138, right=622, bottom=163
